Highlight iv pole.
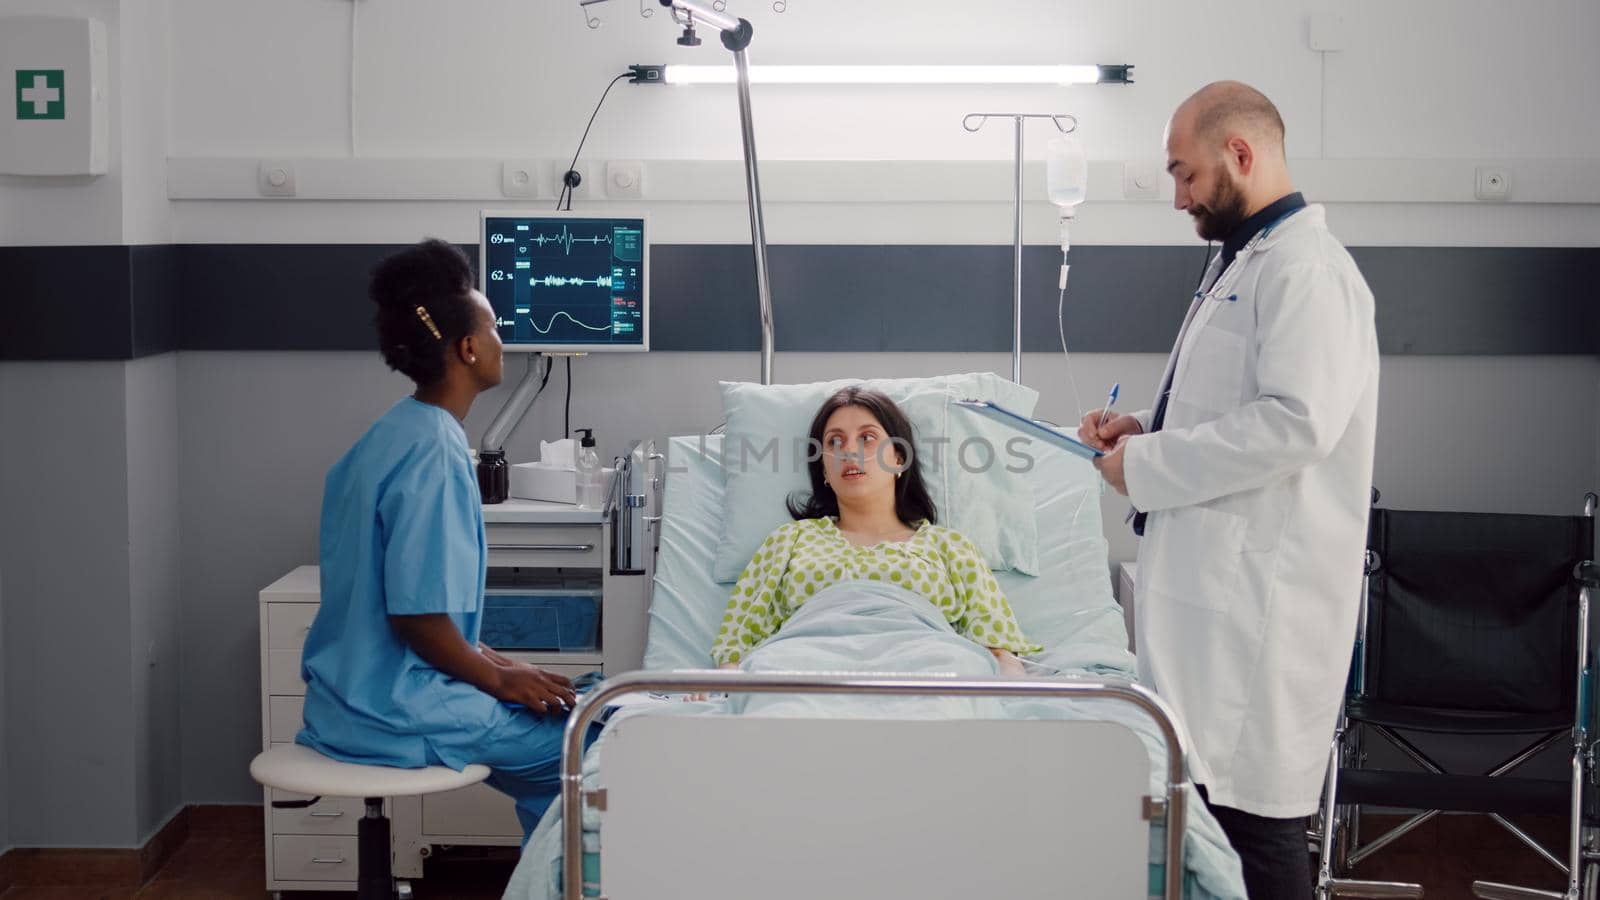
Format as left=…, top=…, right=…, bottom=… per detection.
left=482, top=0, right=776, bottom=455
left=962, top=112, right=1077, bottom=387
left=661, top=0, right=776, bottom=386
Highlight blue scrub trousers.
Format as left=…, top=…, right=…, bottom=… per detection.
left=460, top=707, right=605, bottom=841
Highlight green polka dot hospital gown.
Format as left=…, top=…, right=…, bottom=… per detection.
left=710, top=518, right=1043, bottom=666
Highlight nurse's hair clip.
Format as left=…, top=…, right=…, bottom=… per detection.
left=414, top=305, right=443, bottom=340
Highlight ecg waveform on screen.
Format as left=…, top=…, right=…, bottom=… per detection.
left=520, top=311, right=615, bottom=335
left=530, top=275, right=614, bottom=288
left=530, top=226, right=613, bottom=256
left=486, top=217, right=644, bottom=347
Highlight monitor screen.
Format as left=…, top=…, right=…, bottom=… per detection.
left=479, top=211, right=649, bottom=352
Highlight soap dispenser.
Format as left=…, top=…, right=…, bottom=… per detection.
left=574, top=428, right=604, bottom=509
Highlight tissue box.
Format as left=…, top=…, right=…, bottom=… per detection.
left=510, top=461, right=577, bottom=504
left=509, top=462, right=615, bottom=504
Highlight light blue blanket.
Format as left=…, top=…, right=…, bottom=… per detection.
left=503, top=581, right=1246, bottom=900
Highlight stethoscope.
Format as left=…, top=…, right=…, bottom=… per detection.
left=1164, top=204, right=1312, bottom=415
left=1192, top=205, right=1306, bottom=305
left=1125, top=205, right=1309, bottom=529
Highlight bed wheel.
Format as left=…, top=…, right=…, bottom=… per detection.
left=396, top=881, right=414, bottom=900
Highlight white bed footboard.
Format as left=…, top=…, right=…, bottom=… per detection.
left=560, top=672, right=1190, bottom=900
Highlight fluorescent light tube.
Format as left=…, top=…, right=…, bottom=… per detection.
left=660, top=65, right=1111, bottom=85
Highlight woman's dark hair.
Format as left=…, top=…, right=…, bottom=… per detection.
left=370, top=239, right=479, bottom=387
left=787, top=386, right=938, bottom=527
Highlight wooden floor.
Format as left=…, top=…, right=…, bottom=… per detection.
left=0, top=810, right=1573, bottom=899
left=0, top=808, right=513, bottom=900
left=1348, top=812, right=1572, bottom=898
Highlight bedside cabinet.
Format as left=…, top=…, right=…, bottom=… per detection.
left=259, top=493, right=657, bottom=892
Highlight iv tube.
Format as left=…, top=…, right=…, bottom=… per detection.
left=1047, top=134, right=1089, bottom=417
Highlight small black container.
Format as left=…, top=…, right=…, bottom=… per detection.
left=477, top=449, right=509, bottom=504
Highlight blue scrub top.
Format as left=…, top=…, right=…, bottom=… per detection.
left=297, top=398, right=507, bottom=770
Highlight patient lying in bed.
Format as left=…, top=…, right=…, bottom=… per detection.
left=709, top=386, right=1041, bottom=675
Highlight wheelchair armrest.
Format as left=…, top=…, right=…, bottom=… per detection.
left=1577, top=561, right=1600, bottom=589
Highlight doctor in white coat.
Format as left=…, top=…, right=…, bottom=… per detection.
left=1081, top=82, right=1379, bottom=899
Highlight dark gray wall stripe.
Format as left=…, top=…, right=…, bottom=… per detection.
left=1353, top=247, right=1597, bottom=355
left=176, top=244, right=389, bottom=351
left=2, top=243, right=1595, bottom=360
left=0, top=246, right=135, bottom=360
left=129, top=245, right=178, bottom=358
left=650, top=243, right=761, bottom=351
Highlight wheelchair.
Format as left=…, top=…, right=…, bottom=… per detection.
left=1314, top=490, right=1598, bottom=900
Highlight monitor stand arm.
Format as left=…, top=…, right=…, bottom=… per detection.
left=480, top=354, right=547, bottom=453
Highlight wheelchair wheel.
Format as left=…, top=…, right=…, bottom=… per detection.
left=1585, top=860, right=1598, bottom=900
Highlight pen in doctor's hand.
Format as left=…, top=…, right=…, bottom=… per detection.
left=1095, top=383, right=1120, bottom=432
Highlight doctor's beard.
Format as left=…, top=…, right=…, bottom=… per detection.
left=1190, top=170, right=1250, bottom=242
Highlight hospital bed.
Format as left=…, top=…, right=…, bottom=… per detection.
left=503, top=420, right=1247, bottom=900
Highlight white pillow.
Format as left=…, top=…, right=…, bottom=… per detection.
left=711, top=373, right=1040, bottom=583
left=645, top=433, right=1125, bottom=671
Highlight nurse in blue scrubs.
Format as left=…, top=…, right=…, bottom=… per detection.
left=297, top=239, right=583, bottom=839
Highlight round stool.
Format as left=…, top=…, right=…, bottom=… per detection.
left=251, top=744, right=490, bottom=900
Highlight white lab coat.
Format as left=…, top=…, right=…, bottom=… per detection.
left=1124, top=204, right=1380, bottom=819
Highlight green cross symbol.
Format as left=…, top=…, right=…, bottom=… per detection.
left=16, top=70, right=65, bottom=120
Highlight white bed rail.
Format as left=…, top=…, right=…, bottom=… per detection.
left=560, top=670, right=1191, bottom=900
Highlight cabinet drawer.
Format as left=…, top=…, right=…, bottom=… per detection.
left=267, top=603, right=317, bottom=651
left=485, top=524, right=601, bottom=567
left=500, top=659, right=600, bottom=681
left=273, top=834, right=359, bottom=882
left=268, top=650, right=306, bottom=696
left=269, top=696, right=305, bottom=743
left=421, top=782, right=522, bottom=837
left=270, top=790, right=363, bottom=836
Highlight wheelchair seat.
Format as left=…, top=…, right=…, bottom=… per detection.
left=1344, top=698, right=1575, bottom=736
left=1340, top=769, right=1569, bottom=817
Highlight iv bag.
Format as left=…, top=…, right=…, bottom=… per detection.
left=1046, top=135, right=1088, bottom=210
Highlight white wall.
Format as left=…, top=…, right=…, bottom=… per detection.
left=163, top=0, right=1600, bottom=247
left=118, top=0, right=171, bottom=244
left=126, top=354, right=183, bottom=841
left=0, top=0, right=180, bottom=850
left=176, top=352, right=413, bottom=803
left=0, top=564, right=8, bottom=855
left=0, top=363, right=139, bottom=847
left=168, top=0, right=1600, bottom=161
left=0, top=358, right=187, bottom=845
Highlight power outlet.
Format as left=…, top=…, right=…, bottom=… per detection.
left=556, top=161, right=594, bottom=203
left=500, top=159, right=548, bottom=200
left=1475, top=167, right=1511, bottom=201
left=257, top=161, right=296, bottom=197
left=1122, top=160, right=1162, bottom=200
left=607, top=160, right=645, bottom=200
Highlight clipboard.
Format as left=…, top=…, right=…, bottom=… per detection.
left=953, top=399, right=1104, bottom=460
